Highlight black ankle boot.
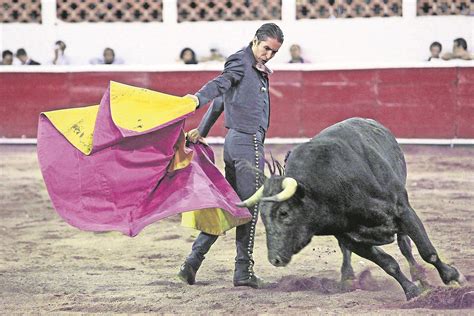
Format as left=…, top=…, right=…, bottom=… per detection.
left=233, top=273, right=266, bottom=288
left=177, top=261, right=198, bottom=285
left=177, top=232, right=218, bottom=285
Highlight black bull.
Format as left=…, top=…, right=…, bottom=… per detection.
left=238, top=118, right=465, bottom=300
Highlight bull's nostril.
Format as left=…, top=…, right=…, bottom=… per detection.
left=270, top=255, right=282, bottom=266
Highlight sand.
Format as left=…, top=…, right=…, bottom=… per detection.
left=0, top=144, right=473, bottom=314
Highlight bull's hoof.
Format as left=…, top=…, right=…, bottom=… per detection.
left=405, top=284, right=422, bottom=301
left=442, top=265, right=466, bottom=286
left=340, top=278, right=358, bottom=291
left=340, top=268, right=357, bottom=291
left=455, top=269, right=467, bottom=286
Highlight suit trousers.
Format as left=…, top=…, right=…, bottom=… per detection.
left=186, top=128, right=265, bottom=280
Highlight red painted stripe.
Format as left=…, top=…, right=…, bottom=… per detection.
left=0, top=68, right=472, bottom=138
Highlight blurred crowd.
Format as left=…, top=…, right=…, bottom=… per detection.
left=0, top=41, right=309, bottom=66
left=427, top=38, right=473, bottom=61
left=177, top=44, right=307, bottom=65
left=1, top=38, right=472, bottom=66
left=0, top=41, right=124, bottom=66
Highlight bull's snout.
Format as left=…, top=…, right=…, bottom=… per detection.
left=269, top=254, right=289, bottom=267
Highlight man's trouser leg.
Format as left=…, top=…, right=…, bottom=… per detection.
left=224, top=129, right=265, bottom=285
left=178, top=230, right=218, bottom=285
left=186, top=232, right=219, bottom=271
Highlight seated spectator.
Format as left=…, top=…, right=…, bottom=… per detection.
left=52, top=40, right=71, bottom=65
left=200, top=47, right=225, bottom=63
left=442, top=38, right=472, bottom=60
left=427, top=42, right=442, bottom=61
left=1, top=50, right=13, bottom=65
left=179, top=48, right=198, bottom=64
left=16, top=48, right=41, bottom=65
left=90, top=48, right=124, bottom=65
left=288, top=44, right=305, bottom=63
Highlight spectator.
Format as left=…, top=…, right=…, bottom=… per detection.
left=442, top=38, right=472, bottom=60
left=288, top=44, right=305, bottom=63
left=90, top=48, right=124, bottom=65
left=179, top=47, right=198, bottom=64
left=1, top=50, right=13, bottom=65
left=16, top=48, right=41, bottom=65
left=200, top=47, right=225, bottom=63
left=427, top=42, right=442, bottom=61
left=52, top=40, right=71, bottom=65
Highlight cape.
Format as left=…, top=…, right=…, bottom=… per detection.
left=37, top=81, right=251, bottom=237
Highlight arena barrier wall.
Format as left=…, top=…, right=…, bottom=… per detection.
left=0, top=64, right=473, bottom=139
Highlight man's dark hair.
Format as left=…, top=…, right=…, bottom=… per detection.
left=56, top=40, right=66, bottom=50
left=2, top=50, right=13, bottom=59
left=255, top=23, right=284, bottom=44
left=179, top=47, right=197, bottom=64
left=430, top=41, right=442, bottom=51
left=454, top=38, right=467, bottom=50
left=16, top=48, right=27, bottom=57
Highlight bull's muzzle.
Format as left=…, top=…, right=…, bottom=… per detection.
left=269, top=253, right=290, bottom=267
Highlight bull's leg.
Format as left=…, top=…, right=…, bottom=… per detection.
left=338, top=240, right=355, bottom=283
left=397, top=234, right=428, bottom=285
left=337, top=235, right=421, bottom=300
left=400, top=208, right=466, bottom=286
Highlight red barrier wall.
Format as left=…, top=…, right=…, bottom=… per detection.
left=0, top=68, right=473, bottom=138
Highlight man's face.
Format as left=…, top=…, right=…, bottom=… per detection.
left=103, top=50, right=115, bottom=64
left=430, top=46, right=441, bottom=58
left=2, top=54, right=13, bottom=65
left=252, top=37, right=282, bottom=64
left=290, top=45, right=301, bottom=59
left=182, top=50, right=194, bottom=63
left=453, top=41, right=464, bottom=54
left=17, top=54, right=27, bottom=64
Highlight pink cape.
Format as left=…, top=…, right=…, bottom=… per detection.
left=37, top=82, right=251, bottom=237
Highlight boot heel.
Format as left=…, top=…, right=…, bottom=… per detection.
left=233, top=275, right=266, bottom=289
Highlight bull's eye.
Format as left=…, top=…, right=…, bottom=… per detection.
left=278, top=210, right=289, bottom=219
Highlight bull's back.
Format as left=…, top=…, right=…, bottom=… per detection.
left=286, top=118, right=407, bottom=202
left=317, top=118, right=406, bottom=181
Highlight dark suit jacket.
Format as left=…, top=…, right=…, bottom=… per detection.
left=195, top=45, right=270, bottom=134
left=26, top=59, right=41, bottom=65
left=197, top=97, right=224, bottom=137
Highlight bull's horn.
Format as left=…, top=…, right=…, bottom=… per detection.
left=261, top=177, right=298, bottom=203
left=236, top=185, right=264, bottom=207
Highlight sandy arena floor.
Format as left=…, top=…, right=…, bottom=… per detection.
left=0, top=144, right=473, bottom=314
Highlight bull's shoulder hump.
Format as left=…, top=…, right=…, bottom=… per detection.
left=287, top=138, right=348, bottom=167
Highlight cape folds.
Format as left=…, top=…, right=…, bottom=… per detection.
left=37, top=81, right=251, bottom=237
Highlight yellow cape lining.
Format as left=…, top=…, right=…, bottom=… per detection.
left=41, top=81, right=248, bottom=234
left=42, top=81, right=195, bottom=155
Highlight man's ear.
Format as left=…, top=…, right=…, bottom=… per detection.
left=252, top=37, right=259, bottom=47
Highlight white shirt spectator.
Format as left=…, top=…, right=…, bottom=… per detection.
left=52, top=53, right=71, bottom=65
left=89, top=57, right=124, bottom=65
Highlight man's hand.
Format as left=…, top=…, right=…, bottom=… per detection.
left=186, top=128, right=207, bottom=144
left=185, top=94, right=199, bottom=108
